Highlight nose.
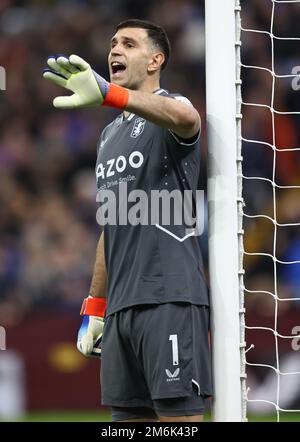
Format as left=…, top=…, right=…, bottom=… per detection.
left=110, top=43, right=123, bottom=57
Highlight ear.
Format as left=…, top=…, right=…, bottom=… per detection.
left=148, top=52, right=165, bottom=73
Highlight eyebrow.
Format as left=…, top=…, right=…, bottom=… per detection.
left=111, top=36, right=138, bottom=46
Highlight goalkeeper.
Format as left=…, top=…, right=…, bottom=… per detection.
left=44, top=19, right=212, bottom=422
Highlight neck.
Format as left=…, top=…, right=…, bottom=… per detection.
left=139, top=80, right=161, bottom=94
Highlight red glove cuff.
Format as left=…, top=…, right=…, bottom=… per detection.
left=103, top=83, right=129, bottom=109
left=80, top=296, right=106, bottom=317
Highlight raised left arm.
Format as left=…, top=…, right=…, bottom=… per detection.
left=43, top=54, right=201, bottom=139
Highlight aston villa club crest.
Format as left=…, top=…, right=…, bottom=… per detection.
left=131, top=118, right=146, bottom=138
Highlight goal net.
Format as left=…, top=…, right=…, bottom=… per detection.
left=239, top=0, right=300, bottom=421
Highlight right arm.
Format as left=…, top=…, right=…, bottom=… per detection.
left=89, top=231, right=107, bottom=298
left=77, top=231, right=107, bottom=357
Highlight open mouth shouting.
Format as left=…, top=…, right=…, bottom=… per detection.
left=111, top=61, right=127, bottom=79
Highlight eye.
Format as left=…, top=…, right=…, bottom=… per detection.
left=126, top=43, right=134, bottom=48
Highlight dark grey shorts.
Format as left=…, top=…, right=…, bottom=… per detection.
left=100, top=303, right=213, bottom=420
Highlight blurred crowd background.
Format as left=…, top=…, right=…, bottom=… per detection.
left=0, top=0, right=299, bottom=419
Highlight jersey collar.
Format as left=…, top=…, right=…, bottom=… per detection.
left=153, top=88, right=168, bottom=95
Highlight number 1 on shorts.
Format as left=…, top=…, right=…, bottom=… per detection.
left=169, top=334, right=179, bottom=366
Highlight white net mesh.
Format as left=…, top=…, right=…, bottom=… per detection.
left=238, top=0, right=300, bottom=421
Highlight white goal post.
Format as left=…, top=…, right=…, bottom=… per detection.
left=205, top=0, right=245, bottom=422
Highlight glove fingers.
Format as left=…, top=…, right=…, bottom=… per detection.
left=77, top=315, right=104, bottom=358
left=56, top=56, right=80, bottom=74
left=79, top=333, right=94, bottom=355
left=53, top=94, right=79, bottom=109
left=69, top=54, right=90, bottom=71
left=77, top=334, right=102, bottom=357
left=47, top=57, right=72, bottom=79
left=43, top=70, right=68, bottom=88
left=91, top=347, right=102, bottom=356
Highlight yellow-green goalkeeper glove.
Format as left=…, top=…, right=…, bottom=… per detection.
left=77, top=296, right=106, bottom=358
left=43, top=54, right=129, bottom=109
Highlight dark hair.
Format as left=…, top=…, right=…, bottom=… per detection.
left=116, top=19, right=171, bottom=70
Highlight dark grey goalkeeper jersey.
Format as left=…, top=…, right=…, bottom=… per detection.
left=96, top=89, right=209, bottom=316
